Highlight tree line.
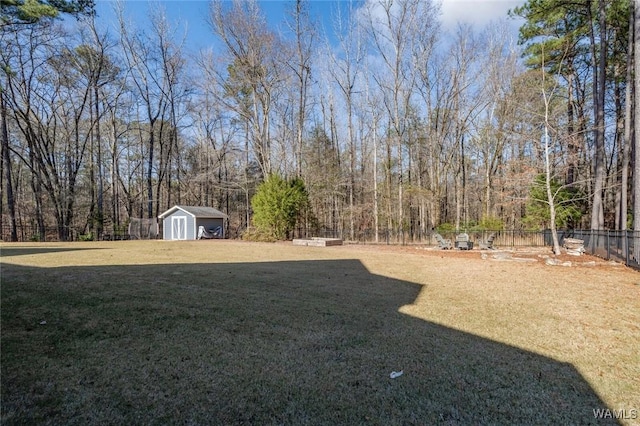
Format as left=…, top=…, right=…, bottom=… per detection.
left=0, top=0, right=637, bottom=242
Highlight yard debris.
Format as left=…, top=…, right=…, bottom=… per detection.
left=488, top=252, right=537, bottom=262
left=545, top=258, right=572, bottom=267
left=491, top=252, right=513, bottom=261
left=510, top=256, right=538, bottom=262
left=541, top=256, right=601, bottom=267
left=390, top=370, right=403, bottom=379
left=563, top=238, right=585, bottom=256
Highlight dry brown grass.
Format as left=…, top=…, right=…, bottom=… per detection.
left=1, top=240, right=638, bottom=425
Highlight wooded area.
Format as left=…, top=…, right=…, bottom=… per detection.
left=0, top=0, right=637, bottom=241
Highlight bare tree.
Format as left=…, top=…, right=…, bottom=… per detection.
left=286, top=0, right=315, bottom=178
left=209, top=0, right=285, bottom=178
left=329, top=0, right=364, bottom=241
left=541, top=63, right=562, bottom=255
left=471, top=23, right=520, bottom=222
left=1, top=33, right=18, bottom=241
left=363, top=0, right=438, bottom=237
left=447, top=24, right=484, bottom=230
left=5, top=22, right=95, bottom=240
left=148, top=9, right=188, bottom=213
left=117, top=2, right=173, bottom=219
left=71, top=17, right=120, bottom=237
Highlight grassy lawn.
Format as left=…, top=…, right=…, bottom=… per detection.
left=1, top=240, right=639, bottom=425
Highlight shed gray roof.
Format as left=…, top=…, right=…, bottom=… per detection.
left=158, top=205, right=228, bottom=219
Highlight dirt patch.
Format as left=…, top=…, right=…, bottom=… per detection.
left=339, top=242, right=630, bottom=272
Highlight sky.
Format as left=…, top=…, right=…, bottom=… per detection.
left=93, top=0, right=527, bottom=52
left=440, top=0, right=525, bottom=29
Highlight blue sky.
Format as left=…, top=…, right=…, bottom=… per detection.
left=94, top=0, right=363, bottom=51
left=93, top=0, right=525, bottom=53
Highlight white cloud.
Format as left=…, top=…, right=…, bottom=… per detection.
left=440, top=0, right=525, bottom=30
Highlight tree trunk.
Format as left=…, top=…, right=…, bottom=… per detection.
left=620, top=20, right=632, bottom=231
left=566, top=69, right=577, bottom=187
left=545, top=125, right=561, bottom=255
left=589, top=0, right=607, bottom=230
left=373, top=116, right=379, bottom=243
left=347, top=99, right=355, bottom=241
left=633, top=0, right=640, bottom=260
left=88, top=89, right=96, bottom=235
left=94, top=83, right=104, bottom=237
left=1, top=90, right=18, bottom=241
left=292, top=0, right=312, bottom=178
left=147, top=120, right=155, bottom=219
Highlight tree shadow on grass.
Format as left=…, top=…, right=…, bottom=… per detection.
left=1, top=260, right=617, bottom=425
left=0, top=246, right=107, bottom=257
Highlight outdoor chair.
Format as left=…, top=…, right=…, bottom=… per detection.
left=455, top=233, right=474, bottom=250
left=434, top=233, right=452, bottom=250
left=478, top=233, right=496, bottom=250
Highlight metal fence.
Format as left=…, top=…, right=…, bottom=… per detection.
left=549, top=229, right=640, bottom=270
left=300, top=228, right=548, bottom=247
left=0, top=224, right=71, bottom=242
left=301, top=227, right=640, bottom=270
left=3, top=223, right=638, bottom=271
left=0, top=224, right=129, bottom=242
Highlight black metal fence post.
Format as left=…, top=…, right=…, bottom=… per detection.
left=626, top=231, right=630, bottom=267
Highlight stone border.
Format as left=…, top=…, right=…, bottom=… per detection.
left=292, top=237, right=343, bottom=247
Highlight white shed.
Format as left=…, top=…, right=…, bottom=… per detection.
left=158, top=205, right=228, bottom=240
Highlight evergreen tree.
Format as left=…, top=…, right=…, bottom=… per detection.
left=512, top=0, right=633, bottom=230
left=523, top=174, right=584, bottom=229
left=1, top=0, right=94, bottom=24
left=251, top=174, right=310, bottom=240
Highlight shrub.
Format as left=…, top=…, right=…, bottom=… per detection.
left=79, top=232, right=94, bottom=241
left=241, top=227, right=277, bottom=243
left=436, top=223, right=456, bottom=233
left=478, top=216, right=504, bottom=231
left=251, top=174, right=310, bottom=240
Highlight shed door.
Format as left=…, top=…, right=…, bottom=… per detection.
left=171, top=216, right=187, bottom=240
